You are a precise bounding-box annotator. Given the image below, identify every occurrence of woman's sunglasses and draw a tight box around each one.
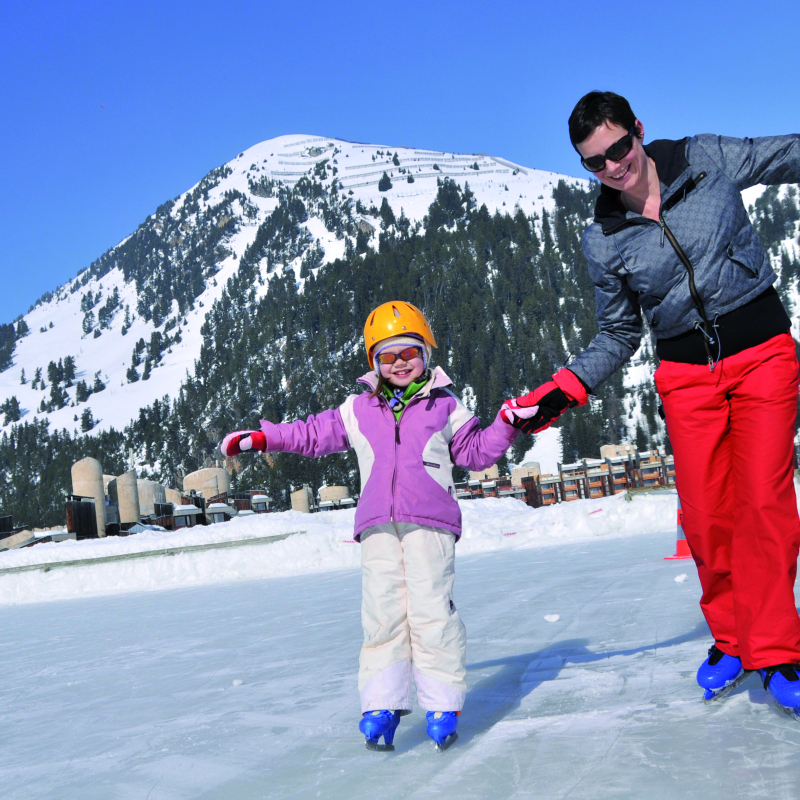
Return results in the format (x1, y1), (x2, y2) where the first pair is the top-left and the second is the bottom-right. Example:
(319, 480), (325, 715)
(376, 346), (423, 365)
(580, 127), (637, 172)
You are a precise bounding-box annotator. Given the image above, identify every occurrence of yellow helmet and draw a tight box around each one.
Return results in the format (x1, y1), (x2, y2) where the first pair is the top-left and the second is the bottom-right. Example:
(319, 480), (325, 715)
(364, 301), (438, 368)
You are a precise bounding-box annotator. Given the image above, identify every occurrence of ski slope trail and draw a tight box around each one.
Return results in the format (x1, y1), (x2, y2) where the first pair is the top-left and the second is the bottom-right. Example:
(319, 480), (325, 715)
(2, 530), (799, 799)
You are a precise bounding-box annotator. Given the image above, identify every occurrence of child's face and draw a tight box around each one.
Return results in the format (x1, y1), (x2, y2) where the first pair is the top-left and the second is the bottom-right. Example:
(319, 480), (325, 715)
(377, 345), (425, 387)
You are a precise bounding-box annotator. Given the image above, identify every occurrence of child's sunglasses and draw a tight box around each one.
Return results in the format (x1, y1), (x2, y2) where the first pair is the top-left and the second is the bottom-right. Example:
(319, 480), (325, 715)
(580, 127), (637, 172)
(376, 346), (424, 365)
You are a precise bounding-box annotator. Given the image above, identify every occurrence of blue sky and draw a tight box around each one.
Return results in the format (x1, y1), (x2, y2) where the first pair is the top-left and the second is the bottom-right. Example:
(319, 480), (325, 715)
(1, 0), (798, 323)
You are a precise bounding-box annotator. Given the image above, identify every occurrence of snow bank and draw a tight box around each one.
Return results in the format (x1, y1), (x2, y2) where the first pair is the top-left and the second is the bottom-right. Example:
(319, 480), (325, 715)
(0, 492), (677, 606)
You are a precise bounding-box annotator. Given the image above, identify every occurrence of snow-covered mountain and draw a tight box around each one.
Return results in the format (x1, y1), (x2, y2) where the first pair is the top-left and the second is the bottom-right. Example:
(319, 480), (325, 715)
(0, 135), (586, 437)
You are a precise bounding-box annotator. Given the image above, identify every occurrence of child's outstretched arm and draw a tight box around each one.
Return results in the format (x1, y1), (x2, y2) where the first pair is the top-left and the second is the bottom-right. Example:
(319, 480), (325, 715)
(220, 408), (351, 459)
(449, 406), (519, 473)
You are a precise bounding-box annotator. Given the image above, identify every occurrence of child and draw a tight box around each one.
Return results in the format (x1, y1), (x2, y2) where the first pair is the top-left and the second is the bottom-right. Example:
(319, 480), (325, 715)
(220, 301), (521, 751)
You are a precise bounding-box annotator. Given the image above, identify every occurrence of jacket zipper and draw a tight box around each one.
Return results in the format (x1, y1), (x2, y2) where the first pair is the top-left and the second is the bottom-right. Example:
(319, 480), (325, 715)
(391, 415), (399, 521)
(384, 391), (422, 522)
(656, 176), (717, 369)
(658, 216), (711, 329)
(659, 215), (716, 368)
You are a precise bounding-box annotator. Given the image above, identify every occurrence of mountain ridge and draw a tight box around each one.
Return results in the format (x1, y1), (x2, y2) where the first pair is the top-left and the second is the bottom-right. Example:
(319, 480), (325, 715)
(0, 134), (585, 438)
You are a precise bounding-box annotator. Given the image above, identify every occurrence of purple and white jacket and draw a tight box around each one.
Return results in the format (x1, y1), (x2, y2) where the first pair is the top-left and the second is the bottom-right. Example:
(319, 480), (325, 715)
(259, 367), (518, 540)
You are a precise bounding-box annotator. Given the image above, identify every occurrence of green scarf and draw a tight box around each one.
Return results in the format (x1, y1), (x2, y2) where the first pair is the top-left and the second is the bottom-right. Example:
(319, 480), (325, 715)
(381, 373), (430, 421)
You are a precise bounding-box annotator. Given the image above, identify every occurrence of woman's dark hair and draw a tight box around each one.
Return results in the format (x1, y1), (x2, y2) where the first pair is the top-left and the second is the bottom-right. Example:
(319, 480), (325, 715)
(568, 91), (639, 150)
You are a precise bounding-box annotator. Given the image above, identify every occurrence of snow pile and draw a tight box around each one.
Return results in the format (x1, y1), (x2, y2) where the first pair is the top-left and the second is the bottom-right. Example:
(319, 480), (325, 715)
(0, 492), (677, 606)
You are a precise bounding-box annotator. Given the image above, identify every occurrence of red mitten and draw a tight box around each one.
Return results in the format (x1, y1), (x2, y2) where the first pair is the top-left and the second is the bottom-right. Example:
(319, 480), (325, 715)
(220, 430), (267, 457)
(500, 369), (589, 435)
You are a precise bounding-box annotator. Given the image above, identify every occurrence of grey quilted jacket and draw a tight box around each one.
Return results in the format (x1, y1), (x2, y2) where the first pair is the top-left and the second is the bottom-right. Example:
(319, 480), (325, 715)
(568, 133), (800, 391)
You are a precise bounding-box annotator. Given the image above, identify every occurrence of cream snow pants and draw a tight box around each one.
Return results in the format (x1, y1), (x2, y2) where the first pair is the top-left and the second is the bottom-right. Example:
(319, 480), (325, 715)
(358, 523), (467, 713)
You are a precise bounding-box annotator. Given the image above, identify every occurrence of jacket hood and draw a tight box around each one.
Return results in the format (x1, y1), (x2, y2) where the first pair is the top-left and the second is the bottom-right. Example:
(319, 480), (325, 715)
(593, 137), (690, 233)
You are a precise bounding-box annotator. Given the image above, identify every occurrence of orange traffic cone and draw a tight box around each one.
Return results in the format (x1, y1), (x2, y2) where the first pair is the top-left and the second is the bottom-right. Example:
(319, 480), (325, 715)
(665, 495), (692, 559)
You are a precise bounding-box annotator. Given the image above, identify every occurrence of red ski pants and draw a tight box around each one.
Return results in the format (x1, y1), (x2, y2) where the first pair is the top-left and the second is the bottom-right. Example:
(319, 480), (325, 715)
(655, 333), (800, 669)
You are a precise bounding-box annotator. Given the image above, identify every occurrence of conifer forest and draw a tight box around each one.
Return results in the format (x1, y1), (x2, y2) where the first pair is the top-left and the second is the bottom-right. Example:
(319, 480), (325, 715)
(1, 177), (798, 528)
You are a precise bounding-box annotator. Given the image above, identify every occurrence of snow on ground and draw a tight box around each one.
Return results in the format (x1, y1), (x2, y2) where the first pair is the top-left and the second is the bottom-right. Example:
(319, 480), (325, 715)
(0, 493), (675, 606)
(2, 493), (799, 799)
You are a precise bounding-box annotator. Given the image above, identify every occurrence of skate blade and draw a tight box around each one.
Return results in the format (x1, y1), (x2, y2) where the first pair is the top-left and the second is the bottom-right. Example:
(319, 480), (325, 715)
(702, 669), (754, 704)
(433, 733), (458, 753)
(772, 700), (800, 722)
(365, 739), (395, 752)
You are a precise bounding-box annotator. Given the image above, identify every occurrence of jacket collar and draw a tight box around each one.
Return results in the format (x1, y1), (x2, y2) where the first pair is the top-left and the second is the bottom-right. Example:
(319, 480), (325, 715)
(593, 137), (690, 234)
(357, 366), (453, 397)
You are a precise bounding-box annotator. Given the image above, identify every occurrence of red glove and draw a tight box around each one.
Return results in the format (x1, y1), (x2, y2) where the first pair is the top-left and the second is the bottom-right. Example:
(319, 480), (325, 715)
(220, 430), (267, 457)
(500, 369), (589, 435)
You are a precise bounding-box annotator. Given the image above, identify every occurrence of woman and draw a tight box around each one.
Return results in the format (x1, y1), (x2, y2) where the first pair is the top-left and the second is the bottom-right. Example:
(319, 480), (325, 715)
(501, 91), (800, 713)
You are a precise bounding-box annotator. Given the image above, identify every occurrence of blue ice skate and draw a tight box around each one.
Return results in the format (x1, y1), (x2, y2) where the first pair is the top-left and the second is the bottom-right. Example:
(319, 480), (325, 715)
(758, 664), (800, 720)
(697, 645), (751, 702)
(359, 710), (401, 751)
(426, 711), (459, 752)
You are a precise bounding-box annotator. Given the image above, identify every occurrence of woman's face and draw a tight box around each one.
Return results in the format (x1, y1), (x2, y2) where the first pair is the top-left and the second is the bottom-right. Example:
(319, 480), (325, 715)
(377, 344), (425, 387)
(576, 120), (647, 194)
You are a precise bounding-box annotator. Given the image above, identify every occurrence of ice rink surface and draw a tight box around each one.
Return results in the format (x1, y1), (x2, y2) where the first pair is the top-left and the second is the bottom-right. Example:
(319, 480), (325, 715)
(2, 530), (799, 799)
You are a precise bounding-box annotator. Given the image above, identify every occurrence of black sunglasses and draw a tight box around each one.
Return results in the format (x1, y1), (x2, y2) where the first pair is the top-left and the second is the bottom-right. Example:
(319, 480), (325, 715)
(580, 127), (637, 173)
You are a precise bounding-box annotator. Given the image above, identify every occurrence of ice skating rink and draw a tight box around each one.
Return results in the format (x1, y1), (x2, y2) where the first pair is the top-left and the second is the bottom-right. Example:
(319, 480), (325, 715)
(1, 524), (799, 799)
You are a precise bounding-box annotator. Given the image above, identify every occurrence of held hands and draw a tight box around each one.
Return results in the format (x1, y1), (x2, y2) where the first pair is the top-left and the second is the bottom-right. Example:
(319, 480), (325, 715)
(220, 430), (268, 458)
(500, 369), (589, 435)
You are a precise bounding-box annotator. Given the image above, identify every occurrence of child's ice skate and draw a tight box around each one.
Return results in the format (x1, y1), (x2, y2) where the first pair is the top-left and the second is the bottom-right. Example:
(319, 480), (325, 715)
(359, 710), (401, 751)
(426, 711), (459, 752)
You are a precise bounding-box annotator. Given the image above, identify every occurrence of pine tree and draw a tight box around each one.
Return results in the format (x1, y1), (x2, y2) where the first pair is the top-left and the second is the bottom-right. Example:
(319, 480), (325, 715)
(49, 382), (68, 410)
(635, 422), (649, 452)
(378, 172), (392, 192)
(80, 407), (95, 432)
(20, 368), (26, 385)
(1, 396), (21, 425)
(46, 361), (59, 386)
(63, 356), (76, 386)
(379, 198), (396, 229)
(92, 372), (105, 393)
(75, 380), (90, 402)
(0, 324), (18, 372)
(147, 332), (163, 365)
